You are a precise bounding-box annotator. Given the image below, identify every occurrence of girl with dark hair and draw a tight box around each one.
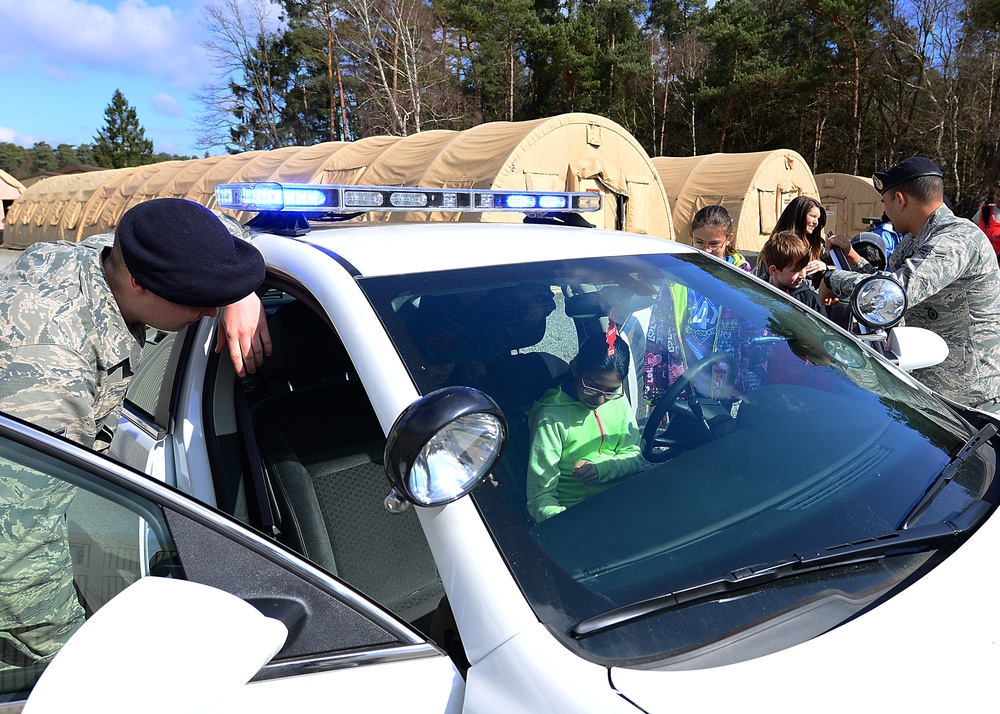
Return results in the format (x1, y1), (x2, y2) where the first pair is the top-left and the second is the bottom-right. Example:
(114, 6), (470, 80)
(756, 196), (828, 280)
(526, 332), (643, 523)
(690, 205), (752, 272)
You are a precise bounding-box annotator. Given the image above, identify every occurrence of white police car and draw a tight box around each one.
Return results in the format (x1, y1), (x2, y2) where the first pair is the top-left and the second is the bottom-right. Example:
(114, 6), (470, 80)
(6, 183), (999, 712)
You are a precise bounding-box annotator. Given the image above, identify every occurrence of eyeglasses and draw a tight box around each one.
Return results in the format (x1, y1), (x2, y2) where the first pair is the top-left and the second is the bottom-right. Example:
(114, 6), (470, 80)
(580, 376), (624, 400)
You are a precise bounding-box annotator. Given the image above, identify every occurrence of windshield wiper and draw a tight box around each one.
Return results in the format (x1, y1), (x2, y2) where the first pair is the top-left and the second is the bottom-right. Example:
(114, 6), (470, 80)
(572, 498), (991, 639)
(899, 423), (997, 529)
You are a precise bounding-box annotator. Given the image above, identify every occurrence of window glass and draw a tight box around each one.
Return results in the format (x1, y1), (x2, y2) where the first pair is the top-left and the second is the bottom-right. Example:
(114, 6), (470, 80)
(360, 253), (994, 666)
(124, 329), (181, 427)
(0, 433), (178, 702)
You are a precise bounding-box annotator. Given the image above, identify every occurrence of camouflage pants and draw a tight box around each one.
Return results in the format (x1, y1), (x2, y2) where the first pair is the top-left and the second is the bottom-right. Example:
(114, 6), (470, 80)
(0, 460), (84, 670)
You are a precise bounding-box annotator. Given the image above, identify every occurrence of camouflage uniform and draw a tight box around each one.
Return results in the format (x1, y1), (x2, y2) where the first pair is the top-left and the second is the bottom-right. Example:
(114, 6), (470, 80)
(0, 234), (144, 669)
(829, 204), (1000, 407)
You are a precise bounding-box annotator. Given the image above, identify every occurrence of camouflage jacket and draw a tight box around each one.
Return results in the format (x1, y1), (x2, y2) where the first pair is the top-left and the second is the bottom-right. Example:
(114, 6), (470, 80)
(830, 204), (1000, 407)
(0, 234), (145, 451)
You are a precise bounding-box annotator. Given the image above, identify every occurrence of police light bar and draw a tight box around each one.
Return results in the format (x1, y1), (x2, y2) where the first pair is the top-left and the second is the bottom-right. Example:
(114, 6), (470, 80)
(215, 182), (602, 214)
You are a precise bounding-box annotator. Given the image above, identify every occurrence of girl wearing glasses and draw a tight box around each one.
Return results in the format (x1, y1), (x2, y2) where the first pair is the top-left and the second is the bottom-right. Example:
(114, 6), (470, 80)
(526, 333), (643, 523)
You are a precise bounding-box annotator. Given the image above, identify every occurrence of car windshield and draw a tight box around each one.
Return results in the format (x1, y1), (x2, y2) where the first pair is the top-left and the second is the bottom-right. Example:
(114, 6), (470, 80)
(360, 252), (995, 667)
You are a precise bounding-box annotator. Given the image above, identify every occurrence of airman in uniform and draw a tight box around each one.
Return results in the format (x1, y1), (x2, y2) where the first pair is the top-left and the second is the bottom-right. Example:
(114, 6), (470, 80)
(819, 157), (1000, 411)
(0, 198), (268, 669)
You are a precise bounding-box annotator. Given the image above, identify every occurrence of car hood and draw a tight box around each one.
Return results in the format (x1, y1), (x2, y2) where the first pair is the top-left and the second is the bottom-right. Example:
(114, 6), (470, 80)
(610, 498), (1000, 712)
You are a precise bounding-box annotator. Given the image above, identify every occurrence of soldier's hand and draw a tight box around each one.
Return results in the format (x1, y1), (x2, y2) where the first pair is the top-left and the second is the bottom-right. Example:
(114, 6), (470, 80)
(217, 293), (272, 377)
(819, 280), (838, 307)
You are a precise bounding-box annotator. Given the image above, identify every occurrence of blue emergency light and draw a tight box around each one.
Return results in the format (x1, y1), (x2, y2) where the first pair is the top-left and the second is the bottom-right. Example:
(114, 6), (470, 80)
(215, 182), (602, 214)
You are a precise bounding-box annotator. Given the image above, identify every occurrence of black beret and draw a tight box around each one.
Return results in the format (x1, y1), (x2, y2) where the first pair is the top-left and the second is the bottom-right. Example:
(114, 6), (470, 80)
(116, 198), (265, 307)
(872, 157), (943, 195)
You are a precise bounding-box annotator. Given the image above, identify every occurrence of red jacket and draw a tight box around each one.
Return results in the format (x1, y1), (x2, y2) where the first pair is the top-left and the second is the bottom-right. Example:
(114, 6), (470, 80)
(978, 204), (1000, 255)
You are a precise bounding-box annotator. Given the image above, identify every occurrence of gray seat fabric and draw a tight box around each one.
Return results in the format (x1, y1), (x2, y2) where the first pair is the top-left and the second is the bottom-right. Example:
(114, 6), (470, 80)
(473, 351), (569, 526)
(250, 301), (444, 625)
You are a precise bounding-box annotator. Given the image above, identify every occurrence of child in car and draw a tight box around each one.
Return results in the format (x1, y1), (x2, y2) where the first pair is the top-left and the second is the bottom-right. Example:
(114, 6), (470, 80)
(526, 332), (643, 523)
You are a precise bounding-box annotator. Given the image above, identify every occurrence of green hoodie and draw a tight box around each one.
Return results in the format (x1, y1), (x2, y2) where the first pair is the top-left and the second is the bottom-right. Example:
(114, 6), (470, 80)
(526, 383), (643, 523)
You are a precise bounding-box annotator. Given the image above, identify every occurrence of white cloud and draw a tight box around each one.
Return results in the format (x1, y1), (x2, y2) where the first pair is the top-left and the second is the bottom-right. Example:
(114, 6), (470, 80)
(150, 93), (184, 118)
(0, 0), (212, 90)
(0, 126), (41, 148)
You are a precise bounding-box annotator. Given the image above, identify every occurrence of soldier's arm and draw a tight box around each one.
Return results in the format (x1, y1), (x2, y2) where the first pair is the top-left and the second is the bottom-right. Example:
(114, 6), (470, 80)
(0, 344), (97, 449)
(890, 230), (977, 307)
(828, 261), (876, 298)
(216, 292), (272, 377)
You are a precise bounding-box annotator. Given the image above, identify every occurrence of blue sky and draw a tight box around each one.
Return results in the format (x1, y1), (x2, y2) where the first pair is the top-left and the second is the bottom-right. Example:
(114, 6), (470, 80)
(0, 0), (233, 157)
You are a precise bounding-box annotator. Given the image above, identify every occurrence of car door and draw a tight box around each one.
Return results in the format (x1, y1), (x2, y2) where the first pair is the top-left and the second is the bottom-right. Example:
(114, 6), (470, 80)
(0, 412), (463, 713)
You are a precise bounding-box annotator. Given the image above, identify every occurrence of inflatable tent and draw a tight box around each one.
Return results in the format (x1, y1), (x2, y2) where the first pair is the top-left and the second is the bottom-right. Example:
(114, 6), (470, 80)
(1, 169), (26, 236)
(3, 169), (136, 248)
(814, 173), (882, 238)
(3, 113), (673, 248)
(652, 149), (818, 252)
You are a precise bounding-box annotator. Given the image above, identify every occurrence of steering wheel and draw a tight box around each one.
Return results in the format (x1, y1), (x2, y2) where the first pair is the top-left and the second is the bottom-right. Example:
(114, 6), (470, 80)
(642, 351), (736, 463)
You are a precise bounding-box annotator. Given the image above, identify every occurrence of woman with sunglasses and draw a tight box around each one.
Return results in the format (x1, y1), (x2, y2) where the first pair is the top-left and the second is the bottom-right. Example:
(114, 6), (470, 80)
(526, 332), (643, 523)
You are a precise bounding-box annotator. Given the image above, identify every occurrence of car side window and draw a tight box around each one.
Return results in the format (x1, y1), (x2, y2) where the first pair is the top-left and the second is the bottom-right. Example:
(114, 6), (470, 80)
(0, 428), (177, 703)
(123, 328), (186, 429)
(1, 415), (441, 706)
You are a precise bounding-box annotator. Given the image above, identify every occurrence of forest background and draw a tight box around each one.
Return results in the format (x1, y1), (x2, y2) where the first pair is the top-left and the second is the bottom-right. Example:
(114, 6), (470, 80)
(3, 0), (1000, 216)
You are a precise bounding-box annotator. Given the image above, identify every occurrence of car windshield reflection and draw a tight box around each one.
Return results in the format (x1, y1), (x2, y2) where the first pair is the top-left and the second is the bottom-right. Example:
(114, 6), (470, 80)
(360, 252), (994, 666)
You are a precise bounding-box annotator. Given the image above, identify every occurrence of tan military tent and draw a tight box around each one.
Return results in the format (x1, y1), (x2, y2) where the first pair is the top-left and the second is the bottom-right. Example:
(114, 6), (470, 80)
(0, 169), (23, 201)
(815, 173), (883, 238)
(652, 149), (818, 252)
(3, 170), (136, 248)
(3, 113), (673, 248)
(226, 114), (673, 235)
(1, 169), (26, 235)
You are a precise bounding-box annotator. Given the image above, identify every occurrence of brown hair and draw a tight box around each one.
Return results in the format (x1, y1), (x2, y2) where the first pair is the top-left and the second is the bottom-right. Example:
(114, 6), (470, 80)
(772, 196), (825, 261)
(691, 205), (737, 257)
(758, 230), (810, 273)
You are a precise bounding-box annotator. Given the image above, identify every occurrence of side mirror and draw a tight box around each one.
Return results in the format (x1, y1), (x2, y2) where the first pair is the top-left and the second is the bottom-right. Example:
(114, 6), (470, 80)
(886, 326), (949, 371)
(851, 274), (907, 330)
(24, 577), (288, 714)
(384, 386), (506, 511)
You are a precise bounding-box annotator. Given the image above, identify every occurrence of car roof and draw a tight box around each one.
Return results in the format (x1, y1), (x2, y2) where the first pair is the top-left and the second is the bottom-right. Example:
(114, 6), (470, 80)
(259, 221), (693, 278)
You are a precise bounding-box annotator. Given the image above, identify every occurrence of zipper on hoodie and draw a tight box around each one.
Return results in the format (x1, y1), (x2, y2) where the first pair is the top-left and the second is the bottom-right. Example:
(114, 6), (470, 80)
(593, 410), (606, 455)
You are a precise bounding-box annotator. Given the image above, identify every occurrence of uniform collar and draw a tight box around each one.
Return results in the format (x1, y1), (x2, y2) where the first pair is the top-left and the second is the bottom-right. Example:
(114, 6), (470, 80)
(80, 245), (145, 365)
(910, 203), (952, 245)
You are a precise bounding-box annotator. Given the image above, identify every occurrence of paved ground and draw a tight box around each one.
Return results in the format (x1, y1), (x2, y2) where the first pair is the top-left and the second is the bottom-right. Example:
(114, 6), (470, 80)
(1, 246), (19, 269)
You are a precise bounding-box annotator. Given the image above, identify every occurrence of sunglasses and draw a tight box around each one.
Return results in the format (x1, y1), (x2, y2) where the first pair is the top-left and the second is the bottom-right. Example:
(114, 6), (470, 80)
(580, 376), (624, 400)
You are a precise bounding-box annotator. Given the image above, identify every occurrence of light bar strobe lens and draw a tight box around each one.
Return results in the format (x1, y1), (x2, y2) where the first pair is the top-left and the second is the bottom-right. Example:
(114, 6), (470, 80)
(214, 182), (600, 214)
(215, 183), (335, 211)
(504, 194), (537, 209)
(282, 188), (328, 207)
(408, 413), (503, 506)
(538, 195), (569, 209)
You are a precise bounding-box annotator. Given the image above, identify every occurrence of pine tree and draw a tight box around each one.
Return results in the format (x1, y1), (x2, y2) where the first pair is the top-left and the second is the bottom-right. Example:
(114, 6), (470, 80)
(92, 90), (154, 168)
(30, 142), (58, 173)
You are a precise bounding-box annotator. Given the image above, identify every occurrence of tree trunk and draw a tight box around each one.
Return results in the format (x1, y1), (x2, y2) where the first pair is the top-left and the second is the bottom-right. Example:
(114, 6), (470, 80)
(813, 113), (826, 172)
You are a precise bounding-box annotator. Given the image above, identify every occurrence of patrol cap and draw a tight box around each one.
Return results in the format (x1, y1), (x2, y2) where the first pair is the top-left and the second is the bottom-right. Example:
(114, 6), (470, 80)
(872, 157), (943, 195)
(116, 198), (265, 307)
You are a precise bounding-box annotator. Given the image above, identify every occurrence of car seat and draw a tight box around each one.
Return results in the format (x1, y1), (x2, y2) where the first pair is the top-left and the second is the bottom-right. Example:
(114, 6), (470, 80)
(246, 300), (444, 628)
